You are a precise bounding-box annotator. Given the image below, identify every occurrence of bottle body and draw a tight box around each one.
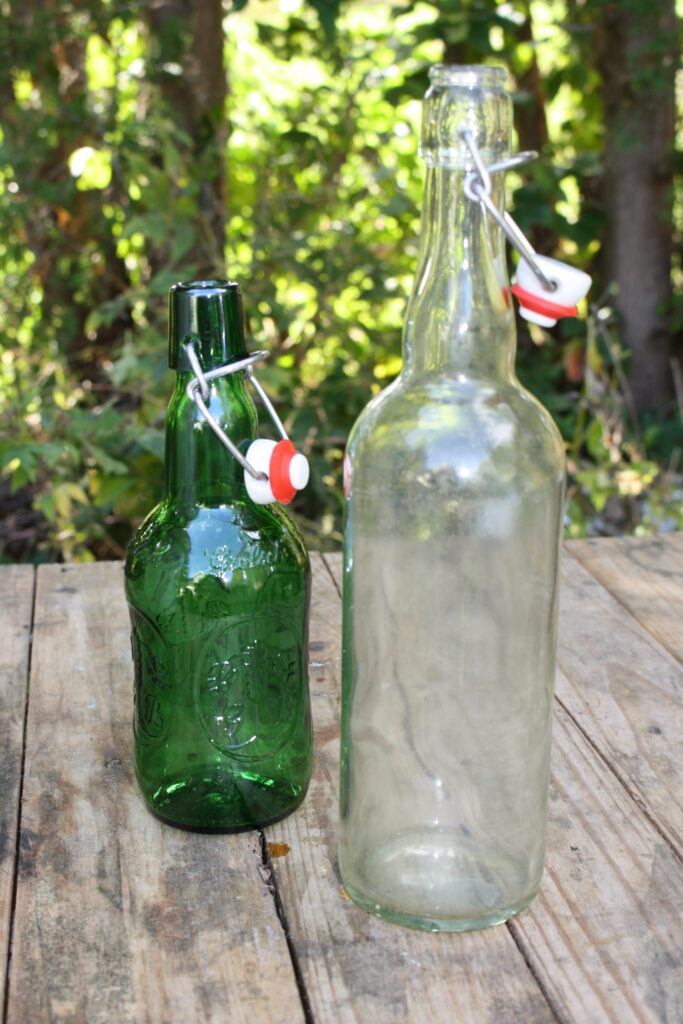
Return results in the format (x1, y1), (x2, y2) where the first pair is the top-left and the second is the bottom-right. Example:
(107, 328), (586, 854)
(339, 68), (565, 930)
(340, 377), (564, 929)
(125, 282), (312, 830)
(126, 498), (312, 831)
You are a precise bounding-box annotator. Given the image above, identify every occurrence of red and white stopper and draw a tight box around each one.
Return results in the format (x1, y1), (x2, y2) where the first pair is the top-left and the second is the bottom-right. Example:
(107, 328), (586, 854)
(245, 438), (310, 505)
(512, 254), (591, 327)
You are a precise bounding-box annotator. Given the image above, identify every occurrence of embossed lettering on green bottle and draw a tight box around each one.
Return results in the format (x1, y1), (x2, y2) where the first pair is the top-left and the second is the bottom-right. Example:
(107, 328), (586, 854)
(125, 281), (312, 830)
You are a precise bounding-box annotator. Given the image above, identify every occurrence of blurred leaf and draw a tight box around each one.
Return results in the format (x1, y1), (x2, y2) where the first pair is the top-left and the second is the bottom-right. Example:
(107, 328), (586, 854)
(86, 443), (129, 476)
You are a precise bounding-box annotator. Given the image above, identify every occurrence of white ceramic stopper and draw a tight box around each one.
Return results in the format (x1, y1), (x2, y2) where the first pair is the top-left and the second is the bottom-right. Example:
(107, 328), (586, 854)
(245, 439), (277, 504)
(515, 254), (591, 327)
(244, 438), (310, 505)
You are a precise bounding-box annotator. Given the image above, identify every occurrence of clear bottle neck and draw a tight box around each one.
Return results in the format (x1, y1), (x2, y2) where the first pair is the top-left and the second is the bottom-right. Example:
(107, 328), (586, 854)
(402, 65), (515, 383)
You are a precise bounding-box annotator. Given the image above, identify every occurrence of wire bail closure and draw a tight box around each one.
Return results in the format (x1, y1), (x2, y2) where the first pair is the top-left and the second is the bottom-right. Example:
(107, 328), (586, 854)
(184, 342), (288, 481)
(462, 131), (592, 324)
(461, 130), (557, 293)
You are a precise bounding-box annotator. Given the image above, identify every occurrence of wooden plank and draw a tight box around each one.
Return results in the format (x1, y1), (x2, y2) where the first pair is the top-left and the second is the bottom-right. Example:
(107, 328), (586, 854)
(567, 534), (683, 665)
(556, 552), (682, 852)
(264, 552), (559, 1024)
(0, 565), (34, 1014)
(511, 698), (683, 1024)
(7, 562), (304, 1024)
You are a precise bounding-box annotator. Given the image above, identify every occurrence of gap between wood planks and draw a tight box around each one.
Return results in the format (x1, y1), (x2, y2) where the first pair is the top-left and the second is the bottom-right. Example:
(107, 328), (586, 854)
(553, 691), (682, 866)
(2, 568), (36, 1024)
(320, 551), (342, 599)
(561, 545), (683, 863)
(255, 550), (339, 1024)
(258, 831), (315, 1024)
(505, 922), (568, 1024)
(566, 537), (683, 670)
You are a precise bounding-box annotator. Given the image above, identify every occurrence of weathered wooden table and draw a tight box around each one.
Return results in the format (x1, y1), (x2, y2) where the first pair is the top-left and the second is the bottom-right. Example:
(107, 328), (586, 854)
(1, 536), (682, 1023)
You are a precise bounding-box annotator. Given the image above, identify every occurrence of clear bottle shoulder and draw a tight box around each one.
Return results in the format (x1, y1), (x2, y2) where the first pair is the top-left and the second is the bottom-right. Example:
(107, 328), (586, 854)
(346, 373), (565, 496)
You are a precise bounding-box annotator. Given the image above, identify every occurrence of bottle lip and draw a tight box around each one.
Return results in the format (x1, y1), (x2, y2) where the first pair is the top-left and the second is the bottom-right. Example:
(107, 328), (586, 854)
(421, 64), (511, 169)
(171, 279), (240, 294)
(428, 65), (508, 88)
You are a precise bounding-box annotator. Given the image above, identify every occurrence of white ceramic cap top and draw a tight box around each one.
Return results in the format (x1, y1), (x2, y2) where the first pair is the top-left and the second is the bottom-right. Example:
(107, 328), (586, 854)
(289, 453), (310, 491)
(513, 254), (591, 327)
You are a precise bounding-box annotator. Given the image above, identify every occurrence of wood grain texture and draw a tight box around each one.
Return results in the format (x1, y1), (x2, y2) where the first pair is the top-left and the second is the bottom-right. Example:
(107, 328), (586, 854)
(7, 562), (304, 1024)
(0, 565), (34, 1014)
(264, 552), (558, 1024)
(512, 700), (683, 1024)
(305, 550), (683, 1023)
(567, 534), (683, 665)
(4, 536), (682, 1024)
(557, 553), (682, 852)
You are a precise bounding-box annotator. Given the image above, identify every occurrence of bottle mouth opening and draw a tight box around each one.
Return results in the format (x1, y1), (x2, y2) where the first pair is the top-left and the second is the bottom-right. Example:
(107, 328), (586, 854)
(428, 65), (508, 88)
(172, 279), (239, 293)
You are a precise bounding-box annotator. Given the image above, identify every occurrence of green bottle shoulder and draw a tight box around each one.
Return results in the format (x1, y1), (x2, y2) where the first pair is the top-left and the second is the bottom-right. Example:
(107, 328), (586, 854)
(125, 499), (309, 587)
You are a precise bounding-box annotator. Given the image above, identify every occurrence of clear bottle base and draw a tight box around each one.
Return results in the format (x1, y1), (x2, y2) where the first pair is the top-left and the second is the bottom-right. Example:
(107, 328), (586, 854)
(139, 763), (309, 832)
(343, 881), (536, 932)
(340, 826), (540, 932)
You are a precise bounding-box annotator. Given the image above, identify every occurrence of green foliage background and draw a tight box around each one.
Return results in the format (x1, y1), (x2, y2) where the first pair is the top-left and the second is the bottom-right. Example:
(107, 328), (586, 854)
(1, 0), (682, 561)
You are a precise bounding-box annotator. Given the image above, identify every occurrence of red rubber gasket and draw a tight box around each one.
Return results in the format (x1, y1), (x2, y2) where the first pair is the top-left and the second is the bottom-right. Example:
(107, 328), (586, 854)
(269, 439), (297, 504)
(511, 284), (578, 320)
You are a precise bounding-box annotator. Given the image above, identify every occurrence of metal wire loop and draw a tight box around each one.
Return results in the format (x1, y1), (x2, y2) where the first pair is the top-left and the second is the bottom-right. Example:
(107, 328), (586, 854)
(462, 129), (492, 198)
(183, 342), (289, 480)
(184, 341), (210, 400)
(460, 130), (557, 293)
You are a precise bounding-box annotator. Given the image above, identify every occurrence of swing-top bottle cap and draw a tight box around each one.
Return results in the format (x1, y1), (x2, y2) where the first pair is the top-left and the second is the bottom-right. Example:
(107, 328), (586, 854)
(245, 439), (310, 505)
(512, 256), (591, 327)
(169, 280), (247, 371)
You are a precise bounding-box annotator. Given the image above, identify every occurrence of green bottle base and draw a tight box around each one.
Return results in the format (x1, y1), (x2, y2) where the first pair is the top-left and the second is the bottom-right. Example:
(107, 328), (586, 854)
(138, 764), (309, 832)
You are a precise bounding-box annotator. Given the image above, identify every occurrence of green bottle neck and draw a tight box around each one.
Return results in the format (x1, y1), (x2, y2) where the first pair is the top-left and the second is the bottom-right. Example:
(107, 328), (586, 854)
(169, 280), (247, 372)
(401, 164), (515, 382)
(164, 371), (258, 508)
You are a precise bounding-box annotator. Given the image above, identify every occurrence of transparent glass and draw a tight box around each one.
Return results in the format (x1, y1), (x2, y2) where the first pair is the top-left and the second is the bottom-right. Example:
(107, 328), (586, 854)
(125, 282), (312, 831)
(338, 67), (565, 930)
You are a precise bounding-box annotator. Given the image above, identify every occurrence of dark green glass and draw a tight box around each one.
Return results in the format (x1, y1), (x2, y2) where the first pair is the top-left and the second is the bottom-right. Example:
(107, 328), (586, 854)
(125, 280), (312, 831)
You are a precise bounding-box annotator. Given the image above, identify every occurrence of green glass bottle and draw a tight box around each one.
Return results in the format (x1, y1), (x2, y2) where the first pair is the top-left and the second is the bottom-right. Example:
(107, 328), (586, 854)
(125, 280), (312, 831)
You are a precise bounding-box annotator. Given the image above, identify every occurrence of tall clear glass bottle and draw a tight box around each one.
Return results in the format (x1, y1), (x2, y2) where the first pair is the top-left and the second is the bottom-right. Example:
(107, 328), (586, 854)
(339, 67), (565, 931)
(125, 281), (312, 831)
